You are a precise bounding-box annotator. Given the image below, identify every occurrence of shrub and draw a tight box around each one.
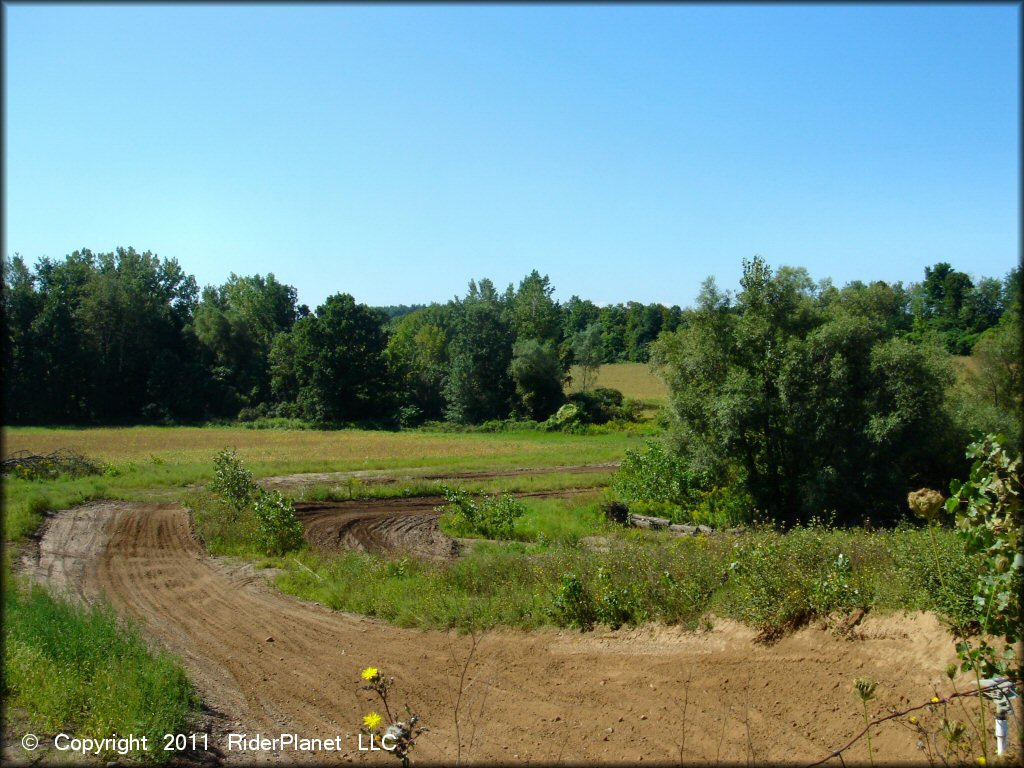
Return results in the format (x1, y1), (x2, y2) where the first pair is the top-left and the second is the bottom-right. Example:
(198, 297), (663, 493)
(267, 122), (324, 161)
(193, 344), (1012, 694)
(594, 565), (647, 629)
(208, 448), (256, 518)
(550, 572), (596, 630)
(722, 524), (872, 636)
(436, 485), (525, 540)
(253, 489), (305, 556)
(206, 449), (304, 556)
(611, 440), (693, 508)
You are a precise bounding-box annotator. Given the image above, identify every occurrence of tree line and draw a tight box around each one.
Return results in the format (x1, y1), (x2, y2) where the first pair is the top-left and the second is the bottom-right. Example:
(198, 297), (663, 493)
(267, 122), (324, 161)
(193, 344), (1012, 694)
(2, 248), (1018, 444)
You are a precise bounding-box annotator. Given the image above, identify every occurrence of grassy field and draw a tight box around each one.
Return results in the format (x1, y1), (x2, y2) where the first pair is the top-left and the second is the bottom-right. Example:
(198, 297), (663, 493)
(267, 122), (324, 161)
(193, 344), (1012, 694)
(566, 362), (669, 403)
(1, 426), (639, 542)
(3, 425), (637, 472)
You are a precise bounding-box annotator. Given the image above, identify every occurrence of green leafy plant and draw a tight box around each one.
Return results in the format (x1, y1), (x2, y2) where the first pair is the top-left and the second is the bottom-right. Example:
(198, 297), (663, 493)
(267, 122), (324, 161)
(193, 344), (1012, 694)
(207, 449), (304, 556)
(208, 448), (256, 519)
(253, 489), (304, 556)
(436, 485), (525, 540)
(594, 565), (647, 630)
(550, 572), (596, 631)
(946, 435), (1022, 679)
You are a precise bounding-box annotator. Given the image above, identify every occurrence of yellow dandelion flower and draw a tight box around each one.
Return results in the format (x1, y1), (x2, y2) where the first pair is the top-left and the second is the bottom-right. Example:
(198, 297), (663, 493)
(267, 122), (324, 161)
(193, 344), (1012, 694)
(909, 716), (918, 725)
(363, 712), (383, 731)
(931, 696), (940, 703)
(361, 666), (380, 681)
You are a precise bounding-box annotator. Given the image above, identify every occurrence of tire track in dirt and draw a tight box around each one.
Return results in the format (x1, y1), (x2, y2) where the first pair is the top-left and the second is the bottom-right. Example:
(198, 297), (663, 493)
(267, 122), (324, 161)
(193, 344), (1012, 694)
(295, 489), (595, 561)
(20, 501), (986, 765)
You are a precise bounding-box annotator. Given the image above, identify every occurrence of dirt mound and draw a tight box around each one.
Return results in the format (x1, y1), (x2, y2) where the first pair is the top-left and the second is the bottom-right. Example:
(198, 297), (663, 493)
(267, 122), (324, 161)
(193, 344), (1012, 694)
(10, 501), (1008, 765)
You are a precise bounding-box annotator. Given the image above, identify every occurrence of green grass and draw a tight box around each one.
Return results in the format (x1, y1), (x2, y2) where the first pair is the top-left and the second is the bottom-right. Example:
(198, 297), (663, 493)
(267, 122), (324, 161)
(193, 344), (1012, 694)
(3, 579), (197, 762)
(3, 426), (637, 543)
(567, 362), (669, 404)
(3, 425), (640, 478)
(273, 517), (983, 635)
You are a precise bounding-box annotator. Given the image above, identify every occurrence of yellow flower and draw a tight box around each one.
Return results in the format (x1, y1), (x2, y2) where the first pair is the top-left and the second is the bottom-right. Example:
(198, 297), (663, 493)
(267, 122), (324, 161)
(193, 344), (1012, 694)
(909, 716), (918, 725)
(361, 666), (380, 682)
(363, 712), (383, 731)
(931, 696), (940, 703)
(976, 758), (986, 766)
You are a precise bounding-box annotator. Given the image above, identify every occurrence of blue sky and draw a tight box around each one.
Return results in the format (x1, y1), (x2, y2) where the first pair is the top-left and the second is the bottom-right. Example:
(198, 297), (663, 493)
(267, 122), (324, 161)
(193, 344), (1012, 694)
(4, 3), (1019, 310)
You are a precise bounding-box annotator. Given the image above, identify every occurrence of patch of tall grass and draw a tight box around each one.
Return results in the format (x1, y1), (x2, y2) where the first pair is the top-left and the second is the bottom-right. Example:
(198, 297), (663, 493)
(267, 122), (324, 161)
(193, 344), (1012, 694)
(3, 580), (196, 761)
(275, 522), (982, 636)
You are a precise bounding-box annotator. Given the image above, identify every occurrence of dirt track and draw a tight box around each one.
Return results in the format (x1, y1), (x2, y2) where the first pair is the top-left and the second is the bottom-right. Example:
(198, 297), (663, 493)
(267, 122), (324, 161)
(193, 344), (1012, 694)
(296, 498), (459, 561)
(295, 489), (593, 561)
(261, 462), (619, 493)
(13, 499), (1000, 765)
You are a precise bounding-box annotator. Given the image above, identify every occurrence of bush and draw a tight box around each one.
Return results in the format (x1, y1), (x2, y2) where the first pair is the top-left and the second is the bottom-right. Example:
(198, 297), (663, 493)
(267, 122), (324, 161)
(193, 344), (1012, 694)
(561, 387), (636, 425)
(550, 572), (596, 630)
(594, 565), (647, 629)
(612, 440), (694, 507)
(253, 489), (305, 556)
(436, 485), (525, 539)
(208, 448), (255, 517)
(206, 449), (304, 556)
(721, 524), (872, 636)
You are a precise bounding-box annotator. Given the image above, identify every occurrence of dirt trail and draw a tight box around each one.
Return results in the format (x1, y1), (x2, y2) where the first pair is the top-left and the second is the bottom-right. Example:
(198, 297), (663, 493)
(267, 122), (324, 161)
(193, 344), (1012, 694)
(295, 489), (594, 561)
(261, 462), (619, 493)
(13, 500), (997, 765)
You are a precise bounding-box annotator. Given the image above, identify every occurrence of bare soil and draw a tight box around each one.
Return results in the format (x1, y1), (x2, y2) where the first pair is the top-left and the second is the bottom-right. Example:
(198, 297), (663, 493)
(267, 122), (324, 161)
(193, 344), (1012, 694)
(11, 500), (1016, 765)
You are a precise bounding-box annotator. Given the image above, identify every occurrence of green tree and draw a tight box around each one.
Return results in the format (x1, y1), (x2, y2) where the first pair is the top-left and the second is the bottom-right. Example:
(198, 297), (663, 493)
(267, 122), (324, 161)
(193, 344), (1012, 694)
(288, 294), (392, 424)
(445, 293), (514, 424)
(511, 338), (564, 420)
(653, 257), (962, 525)
(2, 255), (44, 422)
(509, 270), (561, 344)
(386, 304), (454, 423)
(193, 273), (298, 413)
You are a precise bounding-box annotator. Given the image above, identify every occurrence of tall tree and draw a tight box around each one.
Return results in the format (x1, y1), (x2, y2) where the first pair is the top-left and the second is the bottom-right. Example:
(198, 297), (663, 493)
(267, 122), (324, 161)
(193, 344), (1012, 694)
(510, 270), (561, 344)
(571, 322), (603, 392)
(386, 304), (454, 423)
(286, 293), (392, 424)
(193, 273), (299, 413)
(511, 338), (564, 420)
(445, 292), (514, 424)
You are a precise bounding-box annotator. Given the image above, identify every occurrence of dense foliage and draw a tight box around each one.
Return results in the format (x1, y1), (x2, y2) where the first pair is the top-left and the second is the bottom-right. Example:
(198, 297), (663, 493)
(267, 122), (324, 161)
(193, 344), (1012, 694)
(647, 257), (1019, 526)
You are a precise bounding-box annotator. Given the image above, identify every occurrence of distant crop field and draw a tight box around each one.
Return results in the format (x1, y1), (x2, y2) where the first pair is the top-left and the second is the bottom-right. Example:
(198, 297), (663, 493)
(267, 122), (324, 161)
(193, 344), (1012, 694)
(567, 362), (669, 403)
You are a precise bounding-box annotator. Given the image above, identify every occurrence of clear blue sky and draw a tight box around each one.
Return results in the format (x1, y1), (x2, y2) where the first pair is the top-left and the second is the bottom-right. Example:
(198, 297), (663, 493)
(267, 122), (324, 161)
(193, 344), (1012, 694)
(4, 3), (1019, 310)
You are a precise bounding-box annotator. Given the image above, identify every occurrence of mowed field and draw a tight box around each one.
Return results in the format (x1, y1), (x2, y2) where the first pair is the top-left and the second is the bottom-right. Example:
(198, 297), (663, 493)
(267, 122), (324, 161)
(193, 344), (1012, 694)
(567, 362), (669, 402)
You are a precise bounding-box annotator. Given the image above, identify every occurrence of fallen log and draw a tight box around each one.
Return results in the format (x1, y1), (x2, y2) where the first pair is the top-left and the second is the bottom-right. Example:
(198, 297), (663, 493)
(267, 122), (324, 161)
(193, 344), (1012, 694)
(626, 513), (715, 536)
